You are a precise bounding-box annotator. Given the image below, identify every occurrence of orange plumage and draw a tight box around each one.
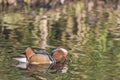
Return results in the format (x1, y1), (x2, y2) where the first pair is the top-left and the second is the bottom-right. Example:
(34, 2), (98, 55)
(26, 47), (51, 64)
(25, 47), (68, 64)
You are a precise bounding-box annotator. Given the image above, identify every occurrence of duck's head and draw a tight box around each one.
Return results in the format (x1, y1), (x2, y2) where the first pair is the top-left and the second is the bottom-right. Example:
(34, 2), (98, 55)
(52, 47), (68, 62)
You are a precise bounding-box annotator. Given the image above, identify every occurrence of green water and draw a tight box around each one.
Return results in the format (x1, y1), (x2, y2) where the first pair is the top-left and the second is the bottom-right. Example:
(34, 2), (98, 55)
(1, 29), (120, 80)
(1, 1), (120, 80)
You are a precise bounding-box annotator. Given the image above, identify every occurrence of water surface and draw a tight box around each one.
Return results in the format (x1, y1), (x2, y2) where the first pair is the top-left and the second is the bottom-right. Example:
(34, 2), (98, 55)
(0, 0), (120, 80)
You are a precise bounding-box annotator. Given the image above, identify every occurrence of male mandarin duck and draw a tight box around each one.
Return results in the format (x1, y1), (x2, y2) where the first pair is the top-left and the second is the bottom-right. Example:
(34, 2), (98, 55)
(13, 47), (68, 64)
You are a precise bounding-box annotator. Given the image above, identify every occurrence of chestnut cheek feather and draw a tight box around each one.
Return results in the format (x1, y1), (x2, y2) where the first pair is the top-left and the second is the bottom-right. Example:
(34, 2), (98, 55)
(63, 55), (67, 60)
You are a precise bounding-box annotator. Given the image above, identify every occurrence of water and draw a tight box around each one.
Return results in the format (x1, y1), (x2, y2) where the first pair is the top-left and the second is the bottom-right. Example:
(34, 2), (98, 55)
(1, 1), (120, 80)
(1, 21), (120, 80)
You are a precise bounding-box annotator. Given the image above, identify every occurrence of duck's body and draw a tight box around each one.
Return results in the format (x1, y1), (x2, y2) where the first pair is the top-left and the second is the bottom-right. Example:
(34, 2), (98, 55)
(26, 48), (53, 64)
(13, 47), (68, 64)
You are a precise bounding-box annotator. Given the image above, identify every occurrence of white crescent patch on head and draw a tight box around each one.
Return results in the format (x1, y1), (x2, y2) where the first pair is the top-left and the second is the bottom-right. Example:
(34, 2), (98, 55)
(52, 48), (68, 55)
(59, 48), (68, 55)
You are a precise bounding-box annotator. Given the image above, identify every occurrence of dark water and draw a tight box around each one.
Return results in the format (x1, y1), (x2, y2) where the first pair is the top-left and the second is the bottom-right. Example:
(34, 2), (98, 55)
(1, 1), (120, 80)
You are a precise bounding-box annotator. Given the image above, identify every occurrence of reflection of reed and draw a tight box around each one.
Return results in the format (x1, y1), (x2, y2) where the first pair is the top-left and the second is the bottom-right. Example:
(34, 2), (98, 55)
(0, 23), (4, 35)
(39, 15), (48, 49)
(0, 0), (68, 9)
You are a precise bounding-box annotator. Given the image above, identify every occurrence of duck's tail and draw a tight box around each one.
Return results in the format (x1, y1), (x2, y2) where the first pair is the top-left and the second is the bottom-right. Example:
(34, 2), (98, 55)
(13, 57), (28, 63)
(26, 47), (35, 60)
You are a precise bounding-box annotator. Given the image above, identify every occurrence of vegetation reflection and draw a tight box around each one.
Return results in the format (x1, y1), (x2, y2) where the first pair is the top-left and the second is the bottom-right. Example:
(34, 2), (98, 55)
(0, 0), (120, 80)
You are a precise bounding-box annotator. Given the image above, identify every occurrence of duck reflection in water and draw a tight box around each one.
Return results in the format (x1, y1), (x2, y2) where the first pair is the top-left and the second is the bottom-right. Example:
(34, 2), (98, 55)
(13, 47), (68, 73)
(14, 61), (68, 73)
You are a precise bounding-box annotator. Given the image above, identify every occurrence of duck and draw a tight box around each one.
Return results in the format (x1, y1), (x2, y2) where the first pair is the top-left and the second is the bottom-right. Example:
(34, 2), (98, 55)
(13, 47), (68, 64)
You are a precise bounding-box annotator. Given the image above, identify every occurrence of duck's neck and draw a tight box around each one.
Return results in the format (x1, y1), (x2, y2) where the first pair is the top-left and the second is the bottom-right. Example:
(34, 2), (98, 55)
(48, 55), (56, 63)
